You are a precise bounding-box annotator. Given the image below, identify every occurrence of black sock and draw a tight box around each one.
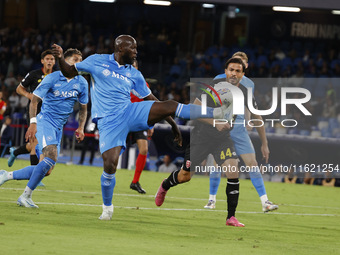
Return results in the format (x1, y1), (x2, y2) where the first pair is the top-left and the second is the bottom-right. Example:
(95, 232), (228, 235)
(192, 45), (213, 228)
(226, 178), (239, 219)
(162, 170), (180, 190)
(14, 145), (29, 156)
(30, 154), (39, 165)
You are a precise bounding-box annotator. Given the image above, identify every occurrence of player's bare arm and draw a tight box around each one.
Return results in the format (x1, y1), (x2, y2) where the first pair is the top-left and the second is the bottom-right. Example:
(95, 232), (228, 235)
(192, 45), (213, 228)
(16, 84), (33, 101)
(75, 104), (87, 143)
(251, 113), (270, 163)
(144, 93), (182, 146)
(51, 44), (78, 78)
(25, 95), (41, 143)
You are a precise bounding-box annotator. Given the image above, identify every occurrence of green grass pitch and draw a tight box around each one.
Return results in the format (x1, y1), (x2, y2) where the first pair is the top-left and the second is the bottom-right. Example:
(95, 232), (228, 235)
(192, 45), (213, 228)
(0, 158), (339, 255)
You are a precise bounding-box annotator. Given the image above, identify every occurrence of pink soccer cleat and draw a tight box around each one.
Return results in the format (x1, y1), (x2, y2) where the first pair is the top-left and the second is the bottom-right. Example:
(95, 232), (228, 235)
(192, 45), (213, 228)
(226, 216), (245, 227)
(155, 180), (168, 207)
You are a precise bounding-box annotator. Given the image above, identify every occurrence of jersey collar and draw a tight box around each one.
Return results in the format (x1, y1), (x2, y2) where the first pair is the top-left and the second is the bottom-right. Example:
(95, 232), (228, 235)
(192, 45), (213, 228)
(110, 53), (131, 69)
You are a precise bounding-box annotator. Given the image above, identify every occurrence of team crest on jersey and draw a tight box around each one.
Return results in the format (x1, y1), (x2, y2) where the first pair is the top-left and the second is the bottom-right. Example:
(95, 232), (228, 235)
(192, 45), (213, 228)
(73, 84), (79, 89)
(126, 72), (131, 78)
(102, 69), (111, 77)
(186, 160), (191, 169)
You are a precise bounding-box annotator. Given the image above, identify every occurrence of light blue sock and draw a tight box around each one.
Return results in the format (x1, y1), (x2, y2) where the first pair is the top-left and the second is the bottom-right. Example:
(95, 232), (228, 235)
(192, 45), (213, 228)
(209, 168), (221, 195)
(27, 157), (55, 191)
(175, 104), (215, 119)
(101, 171), (116, 206)
(249, 166), (266, 197)
(13, 166), (35, 180)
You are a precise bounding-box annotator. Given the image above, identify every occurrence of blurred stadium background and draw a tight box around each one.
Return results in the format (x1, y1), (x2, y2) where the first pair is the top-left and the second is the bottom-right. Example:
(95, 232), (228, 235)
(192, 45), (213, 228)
(0, 0), (340, 186)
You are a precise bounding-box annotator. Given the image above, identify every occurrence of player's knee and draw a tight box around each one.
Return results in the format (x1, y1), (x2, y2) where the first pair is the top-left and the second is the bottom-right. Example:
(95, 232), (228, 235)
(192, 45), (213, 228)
(42, 145), (58, 162)
(178, 170), (191, 183)
(139, 146), (148, 155)
(247, 160), (258, 168)
(163, 100), (179, 115)
(103, 159), (117, 174)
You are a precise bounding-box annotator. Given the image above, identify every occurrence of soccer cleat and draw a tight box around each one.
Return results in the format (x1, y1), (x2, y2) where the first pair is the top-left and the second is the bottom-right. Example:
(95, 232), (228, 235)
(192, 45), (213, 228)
(0, 170), (9, 186)
(262, 200), (279, 213)
(98, 204), (114, 220)
(204, 200), (216, 209)
(130, 182), (146, 194)
(155, 180), (168, 207)
(17, 195), (39, 208)
(226, 216), (245, 227)
(8, 147), (17, 167)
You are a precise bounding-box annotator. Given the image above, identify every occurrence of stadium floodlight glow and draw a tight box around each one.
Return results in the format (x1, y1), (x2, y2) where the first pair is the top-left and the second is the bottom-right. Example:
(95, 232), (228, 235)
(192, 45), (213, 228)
(202, 3), (215, 8)
(89, 0), (115, 2)
(272, 6), (301, 12)
(331, 10), (340, 15)
(144, 0), (171, 6)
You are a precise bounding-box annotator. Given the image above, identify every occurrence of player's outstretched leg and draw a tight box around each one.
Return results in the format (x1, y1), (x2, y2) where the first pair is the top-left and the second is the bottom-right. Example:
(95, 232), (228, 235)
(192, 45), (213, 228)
(0, 170), (9, 186)
(0, 166), (36, 186)
(17, 157), (56, 208)
(148, 100), (232, 125)
(155, 169), (181, 206)
(225, 178), (244, 227)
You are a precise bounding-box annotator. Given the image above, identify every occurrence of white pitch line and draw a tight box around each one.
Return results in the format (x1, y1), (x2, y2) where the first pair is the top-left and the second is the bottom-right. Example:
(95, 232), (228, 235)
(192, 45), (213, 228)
(0, 200), (338, 217)
(1, 187), (340, 210)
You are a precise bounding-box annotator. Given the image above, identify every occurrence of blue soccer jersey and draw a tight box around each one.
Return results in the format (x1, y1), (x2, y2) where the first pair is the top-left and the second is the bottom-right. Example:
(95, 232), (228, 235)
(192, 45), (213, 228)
(33, 71), (89, 128)
(214, 73), (256, 154)
(75, 54), (151, 122)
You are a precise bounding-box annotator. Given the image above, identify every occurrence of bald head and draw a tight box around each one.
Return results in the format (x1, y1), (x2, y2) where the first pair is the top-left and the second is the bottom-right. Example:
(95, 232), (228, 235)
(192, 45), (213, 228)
(114, 35), (137, 65)
(114, 35), (136, 49)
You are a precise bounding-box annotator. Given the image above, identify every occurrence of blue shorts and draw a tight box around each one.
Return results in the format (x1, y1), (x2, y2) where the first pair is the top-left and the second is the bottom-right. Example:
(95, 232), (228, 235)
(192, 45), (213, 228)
(35, 114), (62, 158)
(97, 101), (155, 154)
(230, 129), (255, 155)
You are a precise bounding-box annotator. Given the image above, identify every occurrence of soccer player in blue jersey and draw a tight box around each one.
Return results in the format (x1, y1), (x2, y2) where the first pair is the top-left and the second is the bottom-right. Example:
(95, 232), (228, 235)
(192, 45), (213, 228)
(51, 35), (232, 220)
(204, 52), (278, 212)
(0, 48), (88, 208)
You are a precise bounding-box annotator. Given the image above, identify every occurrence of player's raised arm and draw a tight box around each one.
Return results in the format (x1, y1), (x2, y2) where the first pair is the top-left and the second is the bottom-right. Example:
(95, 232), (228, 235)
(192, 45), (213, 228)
(144, 93), (183, 147)
(51, 44), (78, 78)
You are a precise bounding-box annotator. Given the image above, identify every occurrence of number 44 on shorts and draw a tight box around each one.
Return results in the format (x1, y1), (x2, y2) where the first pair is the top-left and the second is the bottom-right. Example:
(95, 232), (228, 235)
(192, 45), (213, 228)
(220, 148), (232, 160)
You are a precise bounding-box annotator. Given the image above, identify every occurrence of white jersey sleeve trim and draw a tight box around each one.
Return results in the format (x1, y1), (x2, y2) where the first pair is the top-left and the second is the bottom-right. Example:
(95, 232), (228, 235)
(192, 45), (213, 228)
(32, 92), (43, 100)
(131, 89), (151, 99)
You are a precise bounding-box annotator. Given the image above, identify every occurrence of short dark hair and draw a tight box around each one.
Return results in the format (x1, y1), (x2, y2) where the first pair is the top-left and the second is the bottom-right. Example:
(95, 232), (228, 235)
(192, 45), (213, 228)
(224, 57), (246, 72)
(64, 48), (82, 59)
(41, 50), (54, 59)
